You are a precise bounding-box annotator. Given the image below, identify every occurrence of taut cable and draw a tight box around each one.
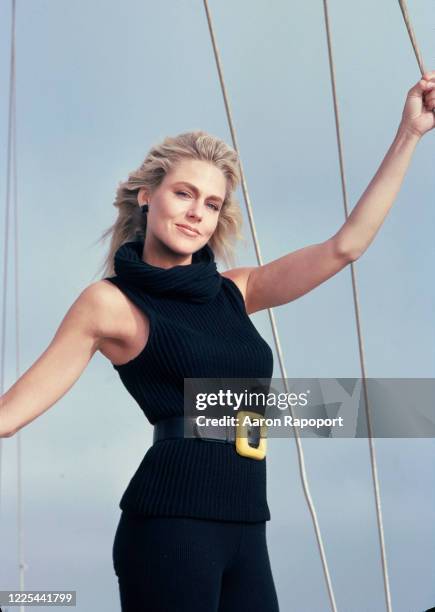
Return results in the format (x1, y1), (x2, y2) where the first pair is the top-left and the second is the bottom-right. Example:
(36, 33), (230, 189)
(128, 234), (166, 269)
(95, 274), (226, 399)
(202, 1), (339, 610)
(322, 2), (393, 610)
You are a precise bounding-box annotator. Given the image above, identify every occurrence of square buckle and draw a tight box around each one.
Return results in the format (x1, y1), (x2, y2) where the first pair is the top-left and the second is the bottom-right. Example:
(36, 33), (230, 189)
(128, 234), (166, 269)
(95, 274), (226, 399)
(235, 410), (267, 460)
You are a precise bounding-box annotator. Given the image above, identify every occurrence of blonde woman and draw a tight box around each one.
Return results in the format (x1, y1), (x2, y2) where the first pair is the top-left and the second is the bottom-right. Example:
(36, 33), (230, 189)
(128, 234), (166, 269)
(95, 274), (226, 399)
(1, 72), (434, 611)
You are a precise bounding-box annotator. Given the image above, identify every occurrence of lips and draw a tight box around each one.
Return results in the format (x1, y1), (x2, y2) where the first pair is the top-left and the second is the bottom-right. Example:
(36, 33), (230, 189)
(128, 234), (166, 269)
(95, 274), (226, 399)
(176, 224), (200, 237)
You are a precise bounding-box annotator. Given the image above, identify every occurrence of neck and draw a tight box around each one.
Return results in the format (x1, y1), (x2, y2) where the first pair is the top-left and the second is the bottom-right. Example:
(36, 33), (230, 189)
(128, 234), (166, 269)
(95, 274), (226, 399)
(142, 234), (193, 268)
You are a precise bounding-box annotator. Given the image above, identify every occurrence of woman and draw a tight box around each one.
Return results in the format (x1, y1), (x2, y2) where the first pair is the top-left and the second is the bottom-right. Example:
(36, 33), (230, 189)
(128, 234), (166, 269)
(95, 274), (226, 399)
(1, 73), (434, 611)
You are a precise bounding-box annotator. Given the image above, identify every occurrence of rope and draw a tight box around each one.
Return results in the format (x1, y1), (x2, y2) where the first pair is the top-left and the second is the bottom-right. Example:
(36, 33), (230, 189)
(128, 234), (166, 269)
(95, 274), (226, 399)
(397, 0), (426, 75)
(0, 0), (15, 508)
(322, 2), (393, 610)
(0, 1), (27, 609)
(0, 3), (14, 501)
(202, 2), (338, 610)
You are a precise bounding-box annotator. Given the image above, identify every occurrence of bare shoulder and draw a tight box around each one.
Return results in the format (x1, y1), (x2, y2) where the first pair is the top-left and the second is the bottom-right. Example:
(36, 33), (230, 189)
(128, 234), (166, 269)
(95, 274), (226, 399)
(76, 279), (131, 343)
(220, 267), (256, 312)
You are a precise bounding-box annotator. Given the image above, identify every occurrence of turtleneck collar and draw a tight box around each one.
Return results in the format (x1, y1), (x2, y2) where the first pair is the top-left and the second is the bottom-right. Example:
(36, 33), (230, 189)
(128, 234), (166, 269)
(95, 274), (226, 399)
(113, 239), (222, 303)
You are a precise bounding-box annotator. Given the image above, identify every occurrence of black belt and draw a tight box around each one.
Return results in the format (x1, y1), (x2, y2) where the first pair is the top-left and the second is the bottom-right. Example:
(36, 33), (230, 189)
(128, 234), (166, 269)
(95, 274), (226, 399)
(152, 413), (268, 460)
(153, 415), (237, 444)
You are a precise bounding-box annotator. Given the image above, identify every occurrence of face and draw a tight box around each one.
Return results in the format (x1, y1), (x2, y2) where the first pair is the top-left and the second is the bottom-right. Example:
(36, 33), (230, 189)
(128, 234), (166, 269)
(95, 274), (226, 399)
(138, 159), (227, 260)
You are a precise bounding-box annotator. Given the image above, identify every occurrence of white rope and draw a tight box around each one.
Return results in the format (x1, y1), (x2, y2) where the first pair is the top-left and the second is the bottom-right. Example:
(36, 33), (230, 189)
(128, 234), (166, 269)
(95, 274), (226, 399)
(202, 1), (339, 609)
(0, 1), (27, 609)
(321, 2), (393, 610)
(397, 0), (426, 75)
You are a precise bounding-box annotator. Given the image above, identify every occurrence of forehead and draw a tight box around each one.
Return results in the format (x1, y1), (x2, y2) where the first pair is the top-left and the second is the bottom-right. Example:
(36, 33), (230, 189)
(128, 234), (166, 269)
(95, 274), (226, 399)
(165, 159), (227, 194)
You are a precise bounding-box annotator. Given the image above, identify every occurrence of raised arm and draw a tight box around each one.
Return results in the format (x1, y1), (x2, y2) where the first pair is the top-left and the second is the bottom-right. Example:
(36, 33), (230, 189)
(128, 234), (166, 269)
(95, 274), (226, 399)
(332, 71), (435, 258)
(223, 72), (435, 315)
(0, 283), (112, 437)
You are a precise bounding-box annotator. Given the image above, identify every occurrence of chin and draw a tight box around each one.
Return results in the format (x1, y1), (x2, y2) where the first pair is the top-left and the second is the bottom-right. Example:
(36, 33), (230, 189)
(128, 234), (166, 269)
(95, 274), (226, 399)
(179, 240), (206, 254)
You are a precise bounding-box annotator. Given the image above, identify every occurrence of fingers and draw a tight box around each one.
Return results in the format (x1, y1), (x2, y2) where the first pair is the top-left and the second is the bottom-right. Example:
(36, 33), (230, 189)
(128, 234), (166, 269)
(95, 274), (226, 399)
(422, 71), (435, 110)
(408, 78), (435, 97)
(405, 70), (435, 96)
(403, 70), (435, 118)
(423, 94), (435, 111)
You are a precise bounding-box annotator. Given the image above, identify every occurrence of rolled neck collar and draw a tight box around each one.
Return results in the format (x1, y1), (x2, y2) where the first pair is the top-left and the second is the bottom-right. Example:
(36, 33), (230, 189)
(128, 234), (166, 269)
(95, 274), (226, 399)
(113, 239), (222, 303)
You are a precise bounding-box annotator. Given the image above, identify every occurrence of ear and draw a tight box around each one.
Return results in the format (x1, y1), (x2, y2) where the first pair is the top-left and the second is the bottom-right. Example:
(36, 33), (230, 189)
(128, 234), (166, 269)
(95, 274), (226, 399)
(137, 187), (149, 205)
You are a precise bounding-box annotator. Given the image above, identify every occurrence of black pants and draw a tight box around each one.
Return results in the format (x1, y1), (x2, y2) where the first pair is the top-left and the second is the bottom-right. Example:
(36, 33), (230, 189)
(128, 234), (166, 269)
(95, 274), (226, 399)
(112, 511), (280, 612)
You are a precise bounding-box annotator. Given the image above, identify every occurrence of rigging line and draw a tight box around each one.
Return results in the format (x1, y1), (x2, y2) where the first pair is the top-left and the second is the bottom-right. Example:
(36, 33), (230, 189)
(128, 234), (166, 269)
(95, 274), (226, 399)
(11, 7), (27, 608)
(397, 0), (426, 76)
(1, 0), (27, 607)
(1, 0), (16, 506)
(322, 1), (393, 611)
(202, 1), (338, 610)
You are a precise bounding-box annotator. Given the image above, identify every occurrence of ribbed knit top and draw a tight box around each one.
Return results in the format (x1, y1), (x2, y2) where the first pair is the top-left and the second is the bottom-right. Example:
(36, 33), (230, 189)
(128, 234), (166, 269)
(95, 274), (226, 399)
(104, 239), (274, 522)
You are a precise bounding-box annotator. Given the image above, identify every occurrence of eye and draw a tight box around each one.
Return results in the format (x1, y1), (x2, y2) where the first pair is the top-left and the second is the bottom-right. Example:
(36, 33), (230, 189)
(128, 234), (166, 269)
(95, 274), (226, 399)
(176, 191), (220, 211)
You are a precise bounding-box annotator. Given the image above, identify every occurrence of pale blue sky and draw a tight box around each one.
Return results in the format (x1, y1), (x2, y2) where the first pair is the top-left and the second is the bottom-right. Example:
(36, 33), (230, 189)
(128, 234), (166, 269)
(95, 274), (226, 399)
(1, 1), (434, 610)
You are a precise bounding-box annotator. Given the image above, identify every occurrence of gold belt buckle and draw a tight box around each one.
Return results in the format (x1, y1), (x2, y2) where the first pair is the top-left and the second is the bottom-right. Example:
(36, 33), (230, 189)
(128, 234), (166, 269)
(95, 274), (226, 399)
(235, 410), (267, 460)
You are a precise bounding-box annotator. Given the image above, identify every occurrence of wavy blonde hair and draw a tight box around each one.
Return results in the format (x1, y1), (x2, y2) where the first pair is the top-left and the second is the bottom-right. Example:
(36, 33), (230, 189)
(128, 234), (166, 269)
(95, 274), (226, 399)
(95, 130), (244, 278)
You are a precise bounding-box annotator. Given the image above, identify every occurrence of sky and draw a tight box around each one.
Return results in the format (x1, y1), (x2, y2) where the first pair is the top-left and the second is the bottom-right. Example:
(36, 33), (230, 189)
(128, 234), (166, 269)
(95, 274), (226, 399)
(0, 0), (434, 611)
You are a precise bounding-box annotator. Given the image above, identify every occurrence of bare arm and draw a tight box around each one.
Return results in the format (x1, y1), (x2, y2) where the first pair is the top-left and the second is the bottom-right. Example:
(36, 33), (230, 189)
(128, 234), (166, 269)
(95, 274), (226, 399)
(223, 239), (349, 315)
(239, 119), (423, 314)
(335, 72), (435, 258)
(334, 125), (419, 259)
(223, 73), (435, 315)
(0, 283), (112, 437)
(232, 120), (419, 314)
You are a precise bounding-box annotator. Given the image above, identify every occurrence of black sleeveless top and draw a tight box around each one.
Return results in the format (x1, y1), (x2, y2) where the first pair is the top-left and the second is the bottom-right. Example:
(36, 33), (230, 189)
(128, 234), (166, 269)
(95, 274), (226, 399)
(104, 239), (274, 522)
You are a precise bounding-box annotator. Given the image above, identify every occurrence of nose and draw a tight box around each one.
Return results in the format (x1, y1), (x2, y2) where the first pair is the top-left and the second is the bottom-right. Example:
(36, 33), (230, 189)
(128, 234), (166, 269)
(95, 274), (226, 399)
(186, 199), (203, 221)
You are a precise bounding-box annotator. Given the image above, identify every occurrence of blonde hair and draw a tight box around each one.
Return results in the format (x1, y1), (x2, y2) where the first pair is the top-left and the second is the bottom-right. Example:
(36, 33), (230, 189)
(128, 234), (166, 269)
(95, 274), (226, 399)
(96, 130), (244, 278)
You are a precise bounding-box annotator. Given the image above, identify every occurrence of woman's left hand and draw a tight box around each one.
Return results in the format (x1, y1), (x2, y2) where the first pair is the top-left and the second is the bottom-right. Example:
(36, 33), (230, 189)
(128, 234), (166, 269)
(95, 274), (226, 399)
(400, 71), (435, 138)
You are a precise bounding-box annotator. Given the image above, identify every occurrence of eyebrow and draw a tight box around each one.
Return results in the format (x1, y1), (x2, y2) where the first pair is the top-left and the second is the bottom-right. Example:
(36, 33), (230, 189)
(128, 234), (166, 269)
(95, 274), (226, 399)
(172, 181), (224, 204)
